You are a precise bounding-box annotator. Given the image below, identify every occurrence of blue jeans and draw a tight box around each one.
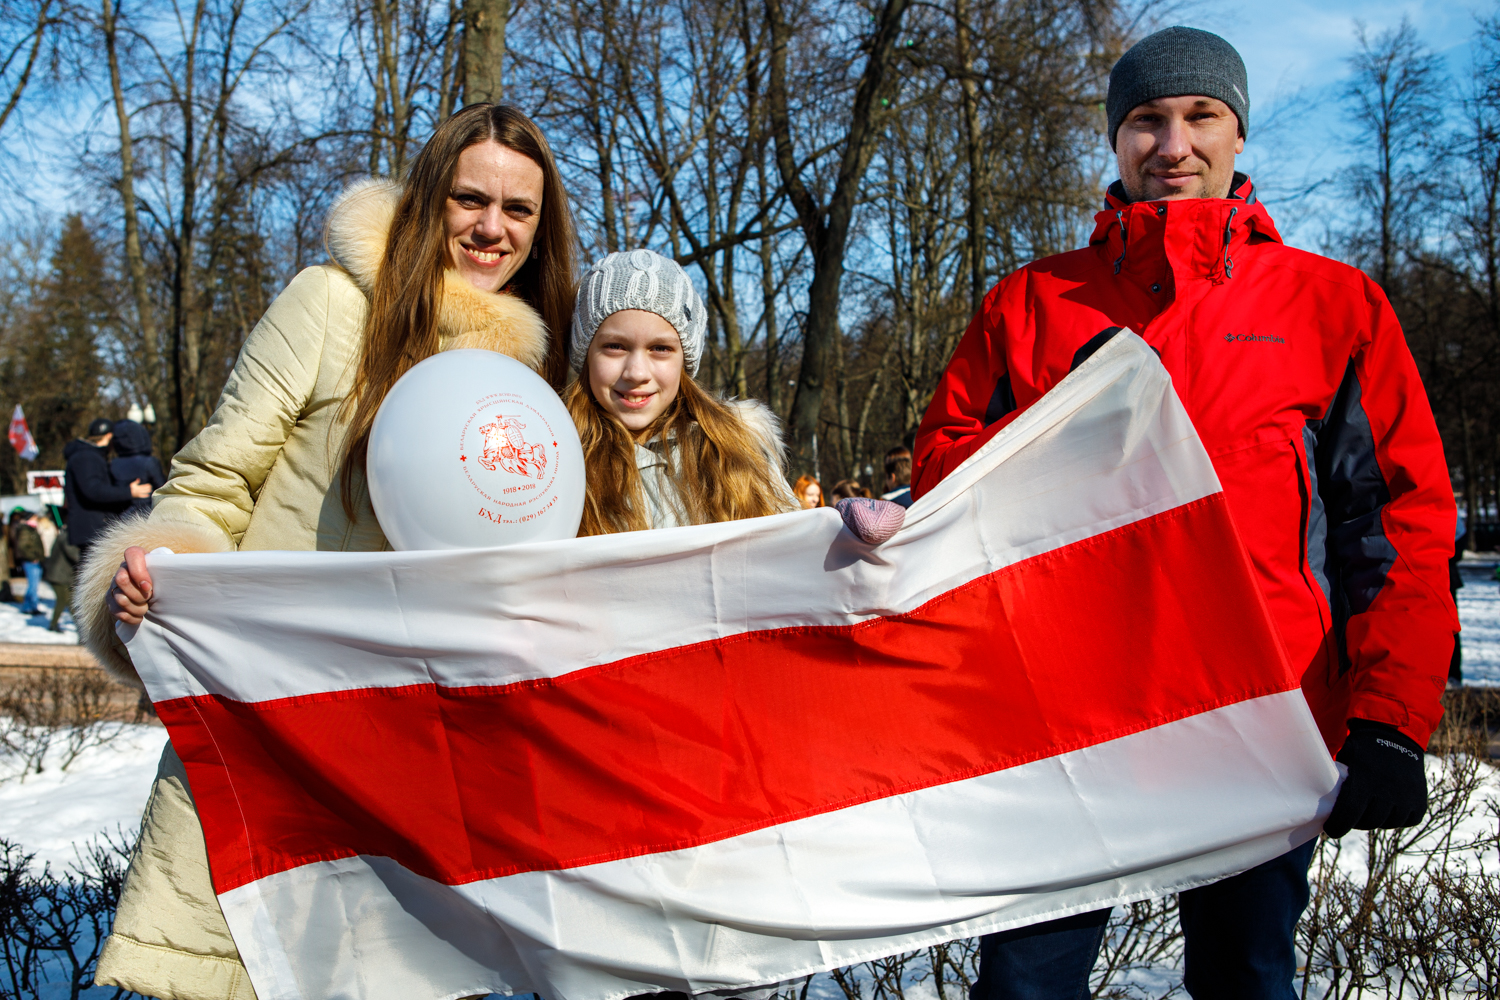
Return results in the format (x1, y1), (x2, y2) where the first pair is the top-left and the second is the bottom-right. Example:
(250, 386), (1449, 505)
(20, 560), (41, 612)
(969, 840), (1318, 1000)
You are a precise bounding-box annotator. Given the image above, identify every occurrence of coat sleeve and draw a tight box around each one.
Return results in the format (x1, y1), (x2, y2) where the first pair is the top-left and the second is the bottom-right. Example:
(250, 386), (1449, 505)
(149, 266), (333, 546)
(912, 282), (1023, 499)
(1313, 283), (1458, 747)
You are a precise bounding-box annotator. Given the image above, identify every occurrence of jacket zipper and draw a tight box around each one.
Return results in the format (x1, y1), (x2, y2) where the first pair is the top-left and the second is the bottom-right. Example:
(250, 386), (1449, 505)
(1221, 207), (1238, 280)
(1112, 210), (1127, 274)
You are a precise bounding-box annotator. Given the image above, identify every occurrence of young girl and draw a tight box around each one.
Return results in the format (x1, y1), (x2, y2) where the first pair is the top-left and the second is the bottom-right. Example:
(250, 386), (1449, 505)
(566, 250), (798, 533)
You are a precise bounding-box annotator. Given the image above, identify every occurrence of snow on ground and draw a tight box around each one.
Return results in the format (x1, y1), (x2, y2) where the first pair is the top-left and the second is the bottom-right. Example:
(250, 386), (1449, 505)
(0, 723), (167, 868)
(1457, 555), (1500, 687)
(0, 579), (80, 644)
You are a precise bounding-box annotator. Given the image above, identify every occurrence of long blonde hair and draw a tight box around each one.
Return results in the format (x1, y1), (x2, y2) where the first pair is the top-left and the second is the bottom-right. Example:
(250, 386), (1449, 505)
(566, 373), (785, 536)
(339, 104), (578, 515)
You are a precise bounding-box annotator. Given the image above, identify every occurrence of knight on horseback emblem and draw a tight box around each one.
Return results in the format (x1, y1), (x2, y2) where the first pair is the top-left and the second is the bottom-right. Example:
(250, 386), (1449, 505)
(477, 414), (548, 480)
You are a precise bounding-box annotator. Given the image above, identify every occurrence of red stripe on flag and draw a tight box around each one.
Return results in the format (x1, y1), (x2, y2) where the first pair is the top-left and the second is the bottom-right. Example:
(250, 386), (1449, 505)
(158, 496), (1295, 893)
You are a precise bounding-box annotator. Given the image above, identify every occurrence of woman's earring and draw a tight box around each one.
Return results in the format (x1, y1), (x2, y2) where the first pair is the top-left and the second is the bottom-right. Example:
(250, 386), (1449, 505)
(531, 245), (538, 261)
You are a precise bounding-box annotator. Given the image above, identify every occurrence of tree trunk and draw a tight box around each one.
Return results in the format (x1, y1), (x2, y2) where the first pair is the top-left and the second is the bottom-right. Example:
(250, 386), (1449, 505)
(955, 0), (984, 315)
(0, 1), (55, 137)
(101, 0), (163, 429)
(464, 0), (510, 103)
(170, 0), (207, 451)
(1460, 391), (1478, 553)
(758, 168), (779, 414)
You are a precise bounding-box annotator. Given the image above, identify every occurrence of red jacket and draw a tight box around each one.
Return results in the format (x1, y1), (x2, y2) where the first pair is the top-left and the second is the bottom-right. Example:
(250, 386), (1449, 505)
(913, 176), (1458, 753)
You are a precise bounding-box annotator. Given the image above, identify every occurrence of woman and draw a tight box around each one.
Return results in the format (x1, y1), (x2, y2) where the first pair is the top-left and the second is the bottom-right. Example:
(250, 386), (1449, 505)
(81, 103), (579, 1000)
(792, 474), (824, 509)
(566, 250), (797, 534)
(43, 517), (78, 632)
(829, 478), (871, 502)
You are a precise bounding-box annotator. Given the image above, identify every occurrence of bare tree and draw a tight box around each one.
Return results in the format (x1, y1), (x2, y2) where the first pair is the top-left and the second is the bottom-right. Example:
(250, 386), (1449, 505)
(0, 0), (61, 138)
(767, 0), (911, 473)
(1343, 17), (1445, 289)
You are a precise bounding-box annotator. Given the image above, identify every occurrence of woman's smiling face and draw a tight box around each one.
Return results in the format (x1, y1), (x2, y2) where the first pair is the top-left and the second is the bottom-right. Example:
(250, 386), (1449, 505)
(586, 310), (684, 439)
(444, 141), (545, 293)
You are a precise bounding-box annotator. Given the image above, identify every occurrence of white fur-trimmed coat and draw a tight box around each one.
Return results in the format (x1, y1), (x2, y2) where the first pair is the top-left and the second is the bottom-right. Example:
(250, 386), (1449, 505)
(84, 179), (552, 1000)
(634, 400), (800, 528)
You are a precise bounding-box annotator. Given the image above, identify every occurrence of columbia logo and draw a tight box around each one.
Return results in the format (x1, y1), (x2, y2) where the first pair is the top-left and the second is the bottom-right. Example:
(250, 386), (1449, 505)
(1375, 737), (1421, 762)
(1223, 333), (1286, 345)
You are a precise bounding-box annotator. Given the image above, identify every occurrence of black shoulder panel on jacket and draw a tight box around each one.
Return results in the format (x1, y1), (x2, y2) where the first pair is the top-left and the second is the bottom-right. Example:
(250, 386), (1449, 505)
(984, 375), (1017, 427)
(1070, 327), (1125, 372)
(1310, 361), (1399, 673)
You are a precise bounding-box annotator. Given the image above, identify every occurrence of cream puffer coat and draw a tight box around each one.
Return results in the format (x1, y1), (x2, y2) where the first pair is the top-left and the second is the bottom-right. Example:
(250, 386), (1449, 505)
(77, 179), (552, 1000)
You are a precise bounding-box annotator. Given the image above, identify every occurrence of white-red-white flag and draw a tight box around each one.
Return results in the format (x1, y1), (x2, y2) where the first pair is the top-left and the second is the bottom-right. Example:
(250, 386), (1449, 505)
(123, 334), (1338, 1000)
(8, 404), (37, 461)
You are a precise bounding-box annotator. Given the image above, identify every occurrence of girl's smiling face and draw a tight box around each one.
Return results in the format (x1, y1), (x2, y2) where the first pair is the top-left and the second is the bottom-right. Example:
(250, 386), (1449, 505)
(586, 310), (684, 439)
(444, 141), (544, 292)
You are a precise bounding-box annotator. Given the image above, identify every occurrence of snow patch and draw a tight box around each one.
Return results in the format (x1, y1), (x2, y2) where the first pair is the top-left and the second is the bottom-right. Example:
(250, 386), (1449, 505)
(0, 723), (167, 868)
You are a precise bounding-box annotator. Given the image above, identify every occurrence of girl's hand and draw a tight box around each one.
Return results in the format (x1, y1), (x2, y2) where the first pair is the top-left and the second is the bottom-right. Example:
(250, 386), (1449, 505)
(109, 546), (153, 625)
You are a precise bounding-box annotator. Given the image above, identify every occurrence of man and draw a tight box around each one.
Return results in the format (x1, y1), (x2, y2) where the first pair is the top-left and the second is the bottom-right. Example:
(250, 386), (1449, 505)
(63, 417), (153, 557)
(913, 27), (1457, 998)
(880, 445), (913, 508)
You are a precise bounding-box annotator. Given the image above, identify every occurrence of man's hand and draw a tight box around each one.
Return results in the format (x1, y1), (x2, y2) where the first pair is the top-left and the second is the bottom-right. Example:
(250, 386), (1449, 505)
(129, 478), (153, 499)
(109, 546), (154, 625)
(1324, 719), (1428, 839)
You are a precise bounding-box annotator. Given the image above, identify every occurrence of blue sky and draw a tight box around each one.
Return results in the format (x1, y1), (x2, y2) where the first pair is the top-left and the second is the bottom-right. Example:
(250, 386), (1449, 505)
(1168, 0), (1488, 248)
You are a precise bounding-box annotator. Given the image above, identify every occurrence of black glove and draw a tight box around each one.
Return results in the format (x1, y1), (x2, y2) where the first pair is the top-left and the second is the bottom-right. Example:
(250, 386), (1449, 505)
(1323, 719), (1427, 839)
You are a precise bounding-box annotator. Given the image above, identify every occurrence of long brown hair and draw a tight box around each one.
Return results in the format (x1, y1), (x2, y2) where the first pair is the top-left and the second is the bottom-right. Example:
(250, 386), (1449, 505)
(339, 103), (578, 514)
(566, 373), (786, 536)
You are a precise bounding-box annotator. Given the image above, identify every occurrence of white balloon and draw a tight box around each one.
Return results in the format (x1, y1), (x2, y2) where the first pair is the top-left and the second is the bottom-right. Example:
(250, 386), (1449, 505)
(368, 350), (585, 550)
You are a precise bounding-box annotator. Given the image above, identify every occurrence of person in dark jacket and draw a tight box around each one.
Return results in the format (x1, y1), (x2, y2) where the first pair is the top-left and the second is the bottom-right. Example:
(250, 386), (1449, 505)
(915, 27), (1457, 1000)
(44, 525), (79, 632)
(109, 419), (166, 516)
(63, 418), (152, 554)
(879, 445), (913, 508)
(11, 509), (45, 614)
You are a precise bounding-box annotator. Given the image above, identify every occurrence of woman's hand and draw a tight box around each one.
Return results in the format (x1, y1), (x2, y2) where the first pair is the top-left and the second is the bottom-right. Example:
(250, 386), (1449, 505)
(109, 546), (154, 625)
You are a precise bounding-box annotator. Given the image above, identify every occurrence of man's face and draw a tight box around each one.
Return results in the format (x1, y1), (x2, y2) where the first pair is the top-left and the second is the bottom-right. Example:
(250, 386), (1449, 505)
(1115, 96), (1244, 203)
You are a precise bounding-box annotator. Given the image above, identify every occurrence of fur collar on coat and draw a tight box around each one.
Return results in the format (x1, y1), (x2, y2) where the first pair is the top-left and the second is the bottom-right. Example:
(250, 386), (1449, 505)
(324, 178), (551, 370)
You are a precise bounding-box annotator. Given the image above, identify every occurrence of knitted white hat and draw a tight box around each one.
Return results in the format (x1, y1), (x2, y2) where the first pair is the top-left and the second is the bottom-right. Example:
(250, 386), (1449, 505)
(570, 250), (707, 376)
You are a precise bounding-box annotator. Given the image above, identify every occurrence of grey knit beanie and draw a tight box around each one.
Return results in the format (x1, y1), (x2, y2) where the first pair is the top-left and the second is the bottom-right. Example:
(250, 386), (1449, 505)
(571, 250), (707, 376)
(1106, 27), (1248, 150)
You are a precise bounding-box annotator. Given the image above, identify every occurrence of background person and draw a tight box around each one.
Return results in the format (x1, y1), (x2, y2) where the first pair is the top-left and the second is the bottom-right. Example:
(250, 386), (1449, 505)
(83, 103), (580, 1000)
(566, 249), (796, 533)
(880, 445), (912, 507)
(913, 26), (1457, 999)
(792, 475), (824, 509)
(11, 509), (45, 615)
(44, 520), (78, 632)
(109, 418), (166, 515)
(62, 417), (151, 559)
